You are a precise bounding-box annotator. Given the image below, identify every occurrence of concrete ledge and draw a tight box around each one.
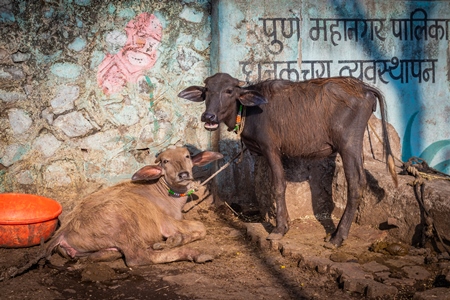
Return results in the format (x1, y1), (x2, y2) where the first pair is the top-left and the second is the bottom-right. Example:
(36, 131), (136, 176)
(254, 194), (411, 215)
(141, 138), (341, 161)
(244, 221), (449, 299)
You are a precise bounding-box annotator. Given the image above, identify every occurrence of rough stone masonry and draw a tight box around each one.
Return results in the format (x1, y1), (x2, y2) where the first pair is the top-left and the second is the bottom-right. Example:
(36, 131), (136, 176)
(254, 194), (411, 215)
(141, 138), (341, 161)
(0, 1), (213, 211)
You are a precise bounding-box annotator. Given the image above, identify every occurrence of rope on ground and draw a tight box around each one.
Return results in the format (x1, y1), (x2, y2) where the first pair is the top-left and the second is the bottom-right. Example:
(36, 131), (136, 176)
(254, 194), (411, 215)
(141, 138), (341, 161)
(367, 121), (450, 255)
(223, 201), (255, 222)
(401, 157), (450, 255)
(401, 156), (450, 182)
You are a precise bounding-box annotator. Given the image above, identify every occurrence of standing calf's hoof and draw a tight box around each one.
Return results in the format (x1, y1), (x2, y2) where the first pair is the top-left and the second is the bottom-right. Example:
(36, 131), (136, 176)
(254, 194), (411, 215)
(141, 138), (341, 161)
(266, 226), (288, 240)
(323, 241), (339, 250)
(325, 234), (344, 248)
(266, 232), (284, 240)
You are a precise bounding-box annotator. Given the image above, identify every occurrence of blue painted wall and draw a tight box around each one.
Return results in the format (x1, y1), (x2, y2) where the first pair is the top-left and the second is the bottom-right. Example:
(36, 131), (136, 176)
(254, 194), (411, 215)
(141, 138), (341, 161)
(212, 0), (450, 174)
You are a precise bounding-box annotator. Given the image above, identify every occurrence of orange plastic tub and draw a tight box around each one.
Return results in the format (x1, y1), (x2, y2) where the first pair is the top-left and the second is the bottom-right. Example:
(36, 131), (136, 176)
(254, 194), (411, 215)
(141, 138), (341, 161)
(0, 193), (62, 248)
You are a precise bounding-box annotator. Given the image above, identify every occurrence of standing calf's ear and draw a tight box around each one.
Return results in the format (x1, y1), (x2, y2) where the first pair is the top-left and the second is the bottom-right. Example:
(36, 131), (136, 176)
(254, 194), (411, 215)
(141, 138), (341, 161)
(191, 151), (223, 167)
(131, 165), (164, 181)
(178, 86), (205, 102)
(238, 90), (268, 106)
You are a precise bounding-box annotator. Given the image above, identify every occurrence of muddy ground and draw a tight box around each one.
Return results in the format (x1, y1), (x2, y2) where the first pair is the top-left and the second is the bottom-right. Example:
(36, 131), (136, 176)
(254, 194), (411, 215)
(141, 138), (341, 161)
(1, 195), (449, 300)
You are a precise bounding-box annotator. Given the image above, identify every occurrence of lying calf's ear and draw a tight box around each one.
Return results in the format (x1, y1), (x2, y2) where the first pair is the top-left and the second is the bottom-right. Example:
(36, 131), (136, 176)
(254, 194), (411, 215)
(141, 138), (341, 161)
(132, 165), (164, 181)
(191, 151), (223, 166)
(178, 86), (205, 102)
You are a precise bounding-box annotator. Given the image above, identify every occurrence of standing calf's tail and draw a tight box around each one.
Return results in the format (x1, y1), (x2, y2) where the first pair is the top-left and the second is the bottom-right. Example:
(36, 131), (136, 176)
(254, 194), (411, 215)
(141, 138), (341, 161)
(372, 88), (399, 187)
(387, 155), (398, 187)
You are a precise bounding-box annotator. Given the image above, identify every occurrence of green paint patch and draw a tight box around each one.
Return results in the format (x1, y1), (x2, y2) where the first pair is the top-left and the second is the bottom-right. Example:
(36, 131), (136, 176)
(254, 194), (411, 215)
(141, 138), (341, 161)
(50, 63), (82, 79)
(420, 140), (450, 164)
(75, 0), (91, 6)
(118, 8), (136, 19)
(68, 37), (87, 52)
(44, 8), (55, 18)
(0, 11), (15, 23)
(34, 50), (62, 64)
(404, 111), (450, 174)
(90, 51), (105, 69)
(145, 76), (160, 133)
(402, 111), (419, 162)
(433, 160), (450, 174)
(1, 144), (31, 166)
(144, 76), (155, 100)
(108, 3), (116, 14)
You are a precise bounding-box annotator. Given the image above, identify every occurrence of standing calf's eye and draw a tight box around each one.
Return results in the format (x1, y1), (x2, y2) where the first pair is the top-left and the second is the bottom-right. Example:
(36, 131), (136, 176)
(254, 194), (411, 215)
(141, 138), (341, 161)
(225, 89), (233, 94)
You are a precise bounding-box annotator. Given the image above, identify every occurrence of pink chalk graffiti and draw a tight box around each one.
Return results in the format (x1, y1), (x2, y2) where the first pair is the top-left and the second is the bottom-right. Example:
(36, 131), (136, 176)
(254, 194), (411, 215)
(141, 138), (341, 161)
(97, 13), (162, 95)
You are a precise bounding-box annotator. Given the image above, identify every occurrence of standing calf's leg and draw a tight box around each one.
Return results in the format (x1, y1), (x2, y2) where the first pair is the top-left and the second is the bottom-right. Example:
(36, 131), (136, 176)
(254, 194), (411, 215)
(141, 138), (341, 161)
(328, 149), (366, 246)
(265, 152), (290, 240)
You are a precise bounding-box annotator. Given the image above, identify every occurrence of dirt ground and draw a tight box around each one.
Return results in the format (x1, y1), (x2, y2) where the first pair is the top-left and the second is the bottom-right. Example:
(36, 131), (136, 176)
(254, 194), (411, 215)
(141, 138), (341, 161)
(1, 196), (449, 300)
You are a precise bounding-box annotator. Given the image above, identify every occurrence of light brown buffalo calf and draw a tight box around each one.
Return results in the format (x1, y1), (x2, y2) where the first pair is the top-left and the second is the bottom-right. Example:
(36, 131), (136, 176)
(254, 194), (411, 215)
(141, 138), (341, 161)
(1, 147), (222, 280)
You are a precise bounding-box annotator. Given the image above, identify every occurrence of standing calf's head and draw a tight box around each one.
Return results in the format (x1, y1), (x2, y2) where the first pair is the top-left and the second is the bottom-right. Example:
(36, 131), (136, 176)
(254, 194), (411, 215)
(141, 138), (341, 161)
(132, 147), (223, 191)
(178, 73), (268, 131)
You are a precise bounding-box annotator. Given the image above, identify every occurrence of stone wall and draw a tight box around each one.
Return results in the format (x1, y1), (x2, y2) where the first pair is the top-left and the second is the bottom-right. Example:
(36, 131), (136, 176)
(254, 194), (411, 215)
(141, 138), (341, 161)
(0, 0), (213, 210)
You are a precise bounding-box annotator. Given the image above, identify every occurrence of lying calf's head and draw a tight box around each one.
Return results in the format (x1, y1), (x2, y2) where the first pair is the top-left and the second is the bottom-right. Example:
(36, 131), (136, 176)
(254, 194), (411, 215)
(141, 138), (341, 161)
(131, 147), (223, 191)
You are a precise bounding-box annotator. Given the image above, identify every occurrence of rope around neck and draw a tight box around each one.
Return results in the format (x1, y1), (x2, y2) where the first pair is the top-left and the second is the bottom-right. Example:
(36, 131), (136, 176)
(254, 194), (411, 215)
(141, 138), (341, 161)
(233, 104), (246, 137)
(232, 104), (246, 163)
(160, 148), (247, 199)
(168, 188), (195, 197)
(161, 177), (195, 198)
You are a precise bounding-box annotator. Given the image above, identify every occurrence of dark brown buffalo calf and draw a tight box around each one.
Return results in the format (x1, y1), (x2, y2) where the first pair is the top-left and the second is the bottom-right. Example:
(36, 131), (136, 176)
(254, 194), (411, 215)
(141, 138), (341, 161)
(179, 73), (398, 247)
(1, 147), (222, 280)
